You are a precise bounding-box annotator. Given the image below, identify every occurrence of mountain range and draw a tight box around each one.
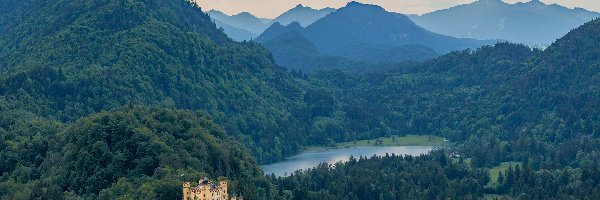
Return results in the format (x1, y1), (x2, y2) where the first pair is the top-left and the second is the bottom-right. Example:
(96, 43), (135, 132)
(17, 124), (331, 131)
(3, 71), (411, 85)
(270, 4), (336, 27)
(208, 0), (600, 46)
(409, 0), (600, 44)
(207, 5), (335, 41)
(256, 1), (494, 71)
(207, 10), (269, 35)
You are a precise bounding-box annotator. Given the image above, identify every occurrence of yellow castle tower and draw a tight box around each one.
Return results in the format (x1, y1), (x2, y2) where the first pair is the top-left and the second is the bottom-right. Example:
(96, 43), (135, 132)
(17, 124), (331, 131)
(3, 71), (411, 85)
(182, 178), (241, 200)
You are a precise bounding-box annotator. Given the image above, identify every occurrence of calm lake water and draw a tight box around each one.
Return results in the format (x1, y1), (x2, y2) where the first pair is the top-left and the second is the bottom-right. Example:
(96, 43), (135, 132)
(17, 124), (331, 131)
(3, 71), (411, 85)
(261, 146), (433, 176)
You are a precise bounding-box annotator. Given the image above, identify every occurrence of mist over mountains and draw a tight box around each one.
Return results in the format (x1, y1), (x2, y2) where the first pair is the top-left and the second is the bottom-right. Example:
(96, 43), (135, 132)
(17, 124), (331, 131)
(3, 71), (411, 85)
(409, 0), (600, 44)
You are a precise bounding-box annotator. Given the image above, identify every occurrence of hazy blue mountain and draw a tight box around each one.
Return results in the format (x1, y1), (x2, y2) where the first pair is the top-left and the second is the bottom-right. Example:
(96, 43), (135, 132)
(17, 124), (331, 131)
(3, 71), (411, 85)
(257, 1), (492, 71)
(409, 0), (600, 44)
(212, 19), (257, 41)
(207, 4), (334, 40)
(271, 4), (336, 27)
(303, 1), (494, 55)
(257, 22), (372, 72)
(207, 10), (269, 35)
(256, 22), (305, 42)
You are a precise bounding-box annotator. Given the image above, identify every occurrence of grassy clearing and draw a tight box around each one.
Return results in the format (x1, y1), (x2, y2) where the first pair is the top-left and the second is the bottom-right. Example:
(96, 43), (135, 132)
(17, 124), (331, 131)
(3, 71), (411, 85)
(337, 134), (449, 147)
(489, 162), (522, 183)
(307, 134), (449, 151)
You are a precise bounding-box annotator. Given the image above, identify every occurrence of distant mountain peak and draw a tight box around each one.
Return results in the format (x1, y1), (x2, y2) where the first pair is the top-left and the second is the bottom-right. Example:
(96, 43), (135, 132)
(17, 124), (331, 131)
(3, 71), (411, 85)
(234, 12), (256, 18)
(475, 0), (506, 5)
(345, 1), (378, 7)
(208, 9), (223, 14)
(207, 10), (228, 17)
(342, 1), (386, 11)
(270, 22), (284, 29)
(272, 3), (337, 27)
(523, 0), (545, 6)
(287, 21), (303, 28)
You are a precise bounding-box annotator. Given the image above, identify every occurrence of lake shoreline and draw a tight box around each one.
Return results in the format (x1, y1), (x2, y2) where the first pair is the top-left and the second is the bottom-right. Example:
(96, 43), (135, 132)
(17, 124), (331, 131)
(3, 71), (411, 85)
(305, 134), (450, 152)
(262, 146), (435, 176)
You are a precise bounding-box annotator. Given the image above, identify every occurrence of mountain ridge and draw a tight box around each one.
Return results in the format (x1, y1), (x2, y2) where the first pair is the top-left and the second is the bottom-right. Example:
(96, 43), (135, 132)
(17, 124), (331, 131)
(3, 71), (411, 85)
(409, 0), (600, 44)
(271, 4), (336, 27)
(256, 1), (493, 71)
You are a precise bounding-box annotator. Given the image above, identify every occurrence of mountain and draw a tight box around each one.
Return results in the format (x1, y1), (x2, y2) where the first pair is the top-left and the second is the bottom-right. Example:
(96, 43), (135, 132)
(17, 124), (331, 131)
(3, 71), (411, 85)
(303, 1), (494, 54)
(257, 21), (305, 42)
(271, 4), (336, 27)
(0, 0), (302, 198)
(206, 4), (335, 41)
(256, 1), (493, 71)
(212, 18), (257, 41)
(207, 10), (269, 35)
(0, 0), (321, 166)
(259, 23), (375, 73)
(409, 0), (600, 44)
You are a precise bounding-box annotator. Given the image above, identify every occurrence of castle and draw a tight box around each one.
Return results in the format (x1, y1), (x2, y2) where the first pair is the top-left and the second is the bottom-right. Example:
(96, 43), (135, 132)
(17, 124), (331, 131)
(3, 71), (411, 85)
(182, 178), (242, 200)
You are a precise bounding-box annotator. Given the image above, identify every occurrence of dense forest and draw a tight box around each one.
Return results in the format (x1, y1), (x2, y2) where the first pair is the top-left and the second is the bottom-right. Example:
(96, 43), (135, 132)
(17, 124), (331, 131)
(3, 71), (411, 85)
(0, 106), (278, 199)
(0, 0), (316, 164)
(272, 151), (487, 200)
(272, 151), (600, 199)
(1, 0), (600, 199)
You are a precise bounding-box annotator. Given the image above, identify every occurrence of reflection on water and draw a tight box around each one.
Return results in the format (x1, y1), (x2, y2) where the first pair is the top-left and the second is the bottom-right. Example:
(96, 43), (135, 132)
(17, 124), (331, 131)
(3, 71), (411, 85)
(261, 146), (433, 177)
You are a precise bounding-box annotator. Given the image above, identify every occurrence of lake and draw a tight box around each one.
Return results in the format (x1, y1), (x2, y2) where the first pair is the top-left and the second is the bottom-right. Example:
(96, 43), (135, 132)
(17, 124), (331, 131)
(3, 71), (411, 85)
(261, 146), (434, 176)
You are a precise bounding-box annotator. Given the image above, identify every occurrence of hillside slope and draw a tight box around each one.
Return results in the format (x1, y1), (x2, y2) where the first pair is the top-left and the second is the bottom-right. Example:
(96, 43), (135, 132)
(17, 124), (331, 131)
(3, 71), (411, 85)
(0, 0), (310, 163)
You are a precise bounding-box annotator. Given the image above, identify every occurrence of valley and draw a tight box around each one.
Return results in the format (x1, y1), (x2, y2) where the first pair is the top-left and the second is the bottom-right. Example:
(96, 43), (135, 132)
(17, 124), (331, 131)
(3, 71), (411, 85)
(1, 0), (600, 199)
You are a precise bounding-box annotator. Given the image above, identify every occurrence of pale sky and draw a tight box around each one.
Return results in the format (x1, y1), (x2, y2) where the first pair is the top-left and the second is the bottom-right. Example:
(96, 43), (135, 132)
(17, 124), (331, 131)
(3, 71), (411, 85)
(194, 0), (600, 18)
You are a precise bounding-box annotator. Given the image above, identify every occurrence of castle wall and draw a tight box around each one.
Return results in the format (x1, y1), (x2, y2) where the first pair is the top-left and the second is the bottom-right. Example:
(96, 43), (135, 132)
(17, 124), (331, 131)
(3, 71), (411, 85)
(182, 180), (229, 200)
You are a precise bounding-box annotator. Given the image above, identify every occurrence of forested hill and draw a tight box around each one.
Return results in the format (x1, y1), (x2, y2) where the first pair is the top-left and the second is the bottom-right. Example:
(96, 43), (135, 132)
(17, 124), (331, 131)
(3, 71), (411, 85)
(520, 17), (600, 135)
(0, 0), (316, 164)
(0, 0), (292, 198)
(0, 107), (277, 199)
(0, 0), (230, 70)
